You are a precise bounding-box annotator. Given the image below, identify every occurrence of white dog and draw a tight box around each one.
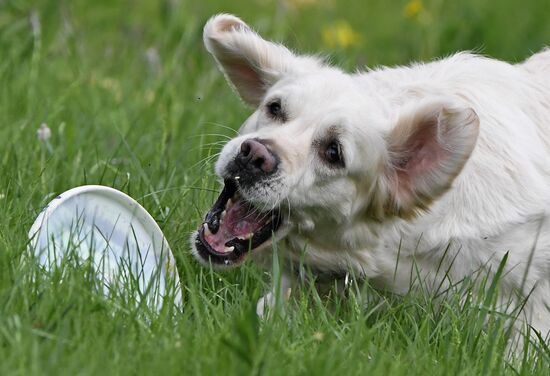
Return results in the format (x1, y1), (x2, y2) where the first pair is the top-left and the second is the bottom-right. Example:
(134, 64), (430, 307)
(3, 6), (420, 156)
(191, 14), (550, 343)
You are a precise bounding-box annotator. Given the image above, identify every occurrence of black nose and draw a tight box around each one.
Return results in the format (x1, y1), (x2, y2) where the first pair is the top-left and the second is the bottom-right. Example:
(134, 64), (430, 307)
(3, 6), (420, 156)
(236, 138), (278, 175)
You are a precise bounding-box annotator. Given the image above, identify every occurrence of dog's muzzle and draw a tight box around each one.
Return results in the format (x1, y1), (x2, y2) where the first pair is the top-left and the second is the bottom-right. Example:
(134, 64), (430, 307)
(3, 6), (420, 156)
(226, 138), (279, 189)
(193, 138), (283, 266)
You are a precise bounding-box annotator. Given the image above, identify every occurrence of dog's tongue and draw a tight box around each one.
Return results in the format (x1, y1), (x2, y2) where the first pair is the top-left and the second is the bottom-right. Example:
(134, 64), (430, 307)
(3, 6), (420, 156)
(203, 199), (270, 253)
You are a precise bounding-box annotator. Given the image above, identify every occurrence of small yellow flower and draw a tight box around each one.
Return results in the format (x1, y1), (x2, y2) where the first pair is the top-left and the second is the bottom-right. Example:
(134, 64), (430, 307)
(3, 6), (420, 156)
(312, 331), (324, 341)
(322, 21), (362, 49)
(404, 0), (424, 18)
(144, 90), (156, 105)
(98, 77), (123, 102)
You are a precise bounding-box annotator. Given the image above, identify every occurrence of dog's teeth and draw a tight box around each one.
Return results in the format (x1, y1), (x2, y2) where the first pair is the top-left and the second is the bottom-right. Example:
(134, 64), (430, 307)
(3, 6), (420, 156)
(237, 232), (254, 240)
(221, 210), (226, 220)
(226, 199), (233, 208)
(224, 246), (235, 253)
(203, 223), (212, 236)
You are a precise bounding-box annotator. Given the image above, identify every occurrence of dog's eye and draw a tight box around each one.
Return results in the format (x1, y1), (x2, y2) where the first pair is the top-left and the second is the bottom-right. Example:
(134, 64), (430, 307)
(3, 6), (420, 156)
(323, 141), (344, 167)
(266, 100), (284, 120)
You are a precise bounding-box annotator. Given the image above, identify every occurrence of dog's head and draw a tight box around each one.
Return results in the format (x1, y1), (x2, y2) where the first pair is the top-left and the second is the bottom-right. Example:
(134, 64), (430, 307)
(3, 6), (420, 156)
(192, 14), (479, 268)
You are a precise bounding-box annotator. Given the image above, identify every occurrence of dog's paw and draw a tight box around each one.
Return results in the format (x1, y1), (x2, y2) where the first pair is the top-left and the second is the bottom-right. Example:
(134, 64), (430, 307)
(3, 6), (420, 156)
(256, 292), (275, 318)
(256, 288), (292, 317)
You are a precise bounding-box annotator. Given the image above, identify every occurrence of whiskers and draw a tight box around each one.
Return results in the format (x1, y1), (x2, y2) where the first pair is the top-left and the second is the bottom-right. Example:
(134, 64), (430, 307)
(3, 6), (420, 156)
(138, 185), (220, 200)
(240, 175), (289, 224)
(188, 151), (222, 172)
(201, 121), (239, 136)
(187, 121), (239, 173)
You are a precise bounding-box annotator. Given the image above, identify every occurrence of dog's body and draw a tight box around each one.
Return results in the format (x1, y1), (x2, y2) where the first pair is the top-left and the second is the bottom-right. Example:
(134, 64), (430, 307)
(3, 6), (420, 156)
(192, 14), (550, 342)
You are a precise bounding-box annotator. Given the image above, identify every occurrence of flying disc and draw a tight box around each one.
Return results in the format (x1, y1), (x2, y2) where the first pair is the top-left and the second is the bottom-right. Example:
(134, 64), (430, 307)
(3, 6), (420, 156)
(28, 185), (182, 309)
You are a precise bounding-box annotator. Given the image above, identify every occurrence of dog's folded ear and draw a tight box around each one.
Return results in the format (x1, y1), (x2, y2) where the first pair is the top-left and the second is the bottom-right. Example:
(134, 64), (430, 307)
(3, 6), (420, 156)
(383, 98), (480, 217)
(203, 14), (320, 106)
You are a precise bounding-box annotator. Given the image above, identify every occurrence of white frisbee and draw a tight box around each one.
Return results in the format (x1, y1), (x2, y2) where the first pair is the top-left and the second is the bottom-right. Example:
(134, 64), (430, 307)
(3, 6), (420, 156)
(28, 185), (182, 310)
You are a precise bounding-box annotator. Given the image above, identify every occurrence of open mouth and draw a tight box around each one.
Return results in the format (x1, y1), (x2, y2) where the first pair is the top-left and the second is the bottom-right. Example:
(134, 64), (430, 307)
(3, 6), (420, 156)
(195, 179), (282, 265)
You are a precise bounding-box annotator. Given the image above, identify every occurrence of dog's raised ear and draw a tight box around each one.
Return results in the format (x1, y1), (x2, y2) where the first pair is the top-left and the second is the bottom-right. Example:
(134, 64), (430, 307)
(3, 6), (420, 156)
(203, 14), (318, 106)
(382, 98), (479, 217)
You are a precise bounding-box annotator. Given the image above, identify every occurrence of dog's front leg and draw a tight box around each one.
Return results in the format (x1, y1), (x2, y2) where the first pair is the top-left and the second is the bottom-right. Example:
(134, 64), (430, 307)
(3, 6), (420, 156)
(256, 272), (293, 317)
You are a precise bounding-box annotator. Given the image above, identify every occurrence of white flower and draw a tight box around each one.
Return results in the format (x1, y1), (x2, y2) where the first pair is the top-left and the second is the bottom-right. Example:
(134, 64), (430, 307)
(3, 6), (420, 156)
(145, 47), (161, 76)
(37, 123), (51, 142)
(30, 11), (41, 37)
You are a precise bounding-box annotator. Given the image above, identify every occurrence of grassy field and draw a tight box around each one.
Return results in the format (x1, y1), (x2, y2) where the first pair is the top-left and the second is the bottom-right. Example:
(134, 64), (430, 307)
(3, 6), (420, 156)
(1, 0), (549, 374)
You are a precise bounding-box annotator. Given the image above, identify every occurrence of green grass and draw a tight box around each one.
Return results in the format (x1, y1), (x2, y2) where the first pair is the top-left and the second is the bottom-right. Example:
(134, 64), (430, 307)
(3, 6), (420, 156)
(1, 0), (549, 374)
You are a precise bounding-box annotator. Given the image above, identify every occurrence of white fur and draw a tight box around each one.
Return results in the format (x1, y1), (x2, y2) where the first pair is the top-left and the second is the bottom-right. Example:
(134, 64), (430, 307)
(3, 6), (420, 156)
(196, 14), (550, 343)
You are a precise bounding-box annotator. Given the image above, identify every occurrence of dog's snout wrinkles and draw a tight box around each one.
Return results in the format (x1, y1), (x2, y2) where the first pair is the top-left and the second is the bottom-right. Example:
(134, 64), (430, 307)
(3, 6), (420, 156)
(237, 139), (277, 175)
